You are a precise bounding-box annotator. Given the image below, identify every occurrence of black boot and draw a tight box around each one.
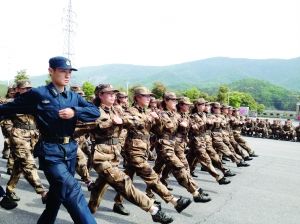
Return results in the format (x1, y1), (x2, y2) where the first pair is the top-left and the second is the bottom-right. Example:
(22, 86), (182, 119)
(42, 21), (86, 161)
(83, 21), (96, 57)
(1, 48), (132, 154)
(174, 196), (192, 213)
(113, 203), (130, 216)
(190, 171), (198, 178)
(218, 177), (231, 185)
(0, 196), (18, 210)
(250, 153), (259, 157)
(152, 209), (174, 223)
(198, 188), (209, 196)
(6, 191), (20, 201)
(224, 170), (236, 177)
(244, 156), (253, 161)
(193, 193), (211, 203)
(237, 161), (250, 167)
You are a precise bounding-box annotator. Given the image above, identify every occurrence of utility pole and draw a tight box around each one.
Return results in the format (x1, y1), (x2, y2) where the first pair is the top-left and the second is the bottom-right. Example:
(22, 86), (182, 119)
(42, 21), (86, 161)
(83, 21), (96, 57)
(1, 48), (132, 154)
(63, 0), (76, 60)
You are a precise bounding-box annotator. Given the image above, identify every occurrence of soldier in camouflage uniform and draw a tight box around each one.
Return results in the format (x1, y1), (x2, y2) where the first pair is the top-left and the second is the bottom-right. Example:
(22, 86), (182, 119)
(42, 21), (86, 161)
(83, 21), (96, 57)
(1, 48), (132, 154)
(270, 120), (281, 139)
(1, 86), (15, 160)
(187, 98), (231, 185)
(210, 102), (250, 167)
(295, 122), (300, 142)
(152, 92), (211, 203)
(227, 107), (252, 161)
(3, 80), (47, 203)
(87, 84), (174, 223)
(231, 109), (258, 157)
(114, 87), (192, 216)
(70, 86), (94, 188)
(281, 119), (296, 141)
(0, 86), (16, 174)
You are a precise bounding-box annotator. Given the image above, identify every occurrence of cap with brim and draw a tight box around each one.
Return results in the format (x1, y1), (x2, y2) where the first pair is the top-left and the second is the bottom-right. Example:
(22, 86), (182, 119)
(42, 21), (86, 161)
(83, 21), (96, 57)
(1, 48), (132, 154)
(178, 97), (193, 105)
(221, 105), (230, 109)
(49, 56), (77, 71)
(95, 84), (119, 94)
(134, 87), (154, 96)
(16, 80), (32, 88)
(163, 92), (177, 100)
(194, 98), (208, 105)
(212, 102), (221, 108)
(117, 92), (128, 98)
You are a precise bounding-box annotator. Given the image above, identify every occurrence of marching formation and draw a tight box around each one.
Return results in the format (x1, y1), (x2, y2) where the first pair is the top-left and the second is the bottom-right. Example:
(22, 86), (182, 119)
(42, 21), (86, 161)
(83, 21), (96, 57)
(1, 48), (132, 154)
(0, 56), (262, 224)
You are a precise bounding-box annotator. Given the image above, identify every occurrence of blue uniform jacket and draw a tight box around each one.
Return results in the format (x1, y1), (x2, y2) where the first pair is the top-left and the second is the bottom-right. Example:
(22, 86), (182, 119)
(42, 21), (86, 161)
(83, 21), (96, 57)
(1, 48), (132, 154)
(0, 83), (100, 163)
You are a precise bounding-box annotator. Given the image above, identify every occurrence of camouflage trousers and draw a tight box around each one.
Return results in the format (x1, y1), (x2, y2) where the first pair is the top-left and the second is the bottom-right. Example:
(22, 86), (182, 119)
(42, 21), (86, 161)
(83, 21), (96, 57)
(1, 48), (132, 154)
(187, 136), (221, 181)
(233, 131), (254, 155)
(88, 144), (154, 213)
(228, 132), (249, 158)
(115, 153), (174, 204)
(1, 124), (12, 158)
(212, 132), (241, 164)
(152, 139), (198, 194)
(190, 135), (228, 175)
(222, 131), (243, 161)
(76, 147), (90, 183)
(162, 139), (190, 183)
(7, 128), (45, 194)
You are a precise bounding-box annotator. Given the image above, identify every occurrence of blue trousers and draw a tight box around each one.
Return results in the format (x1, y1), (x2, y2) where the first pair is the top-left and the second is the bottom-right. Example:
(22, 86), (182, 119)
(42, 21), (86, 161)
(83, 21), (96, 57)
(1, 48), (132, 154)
(37, 157), (97, 224)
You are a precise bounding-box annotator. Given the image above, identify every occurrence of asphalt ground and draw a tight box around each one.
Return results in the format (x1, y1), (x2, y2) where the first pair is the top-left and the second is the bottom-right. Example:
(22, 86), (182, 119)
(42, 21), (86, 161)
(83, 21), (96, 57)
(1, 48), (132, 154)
(0, 136), (300, 224)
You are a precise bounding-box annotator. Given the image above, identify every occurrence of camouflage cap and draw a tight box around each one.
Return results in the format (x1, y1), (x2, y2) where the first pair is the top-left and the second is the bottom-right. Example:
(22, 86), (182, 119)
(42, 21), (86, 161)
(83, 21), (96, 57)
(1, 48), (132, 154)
(211, 102), (221, 108)
(70, 84), (81, 92)
(150, 96), (157, 103)
(95, 84), (119, 94)
(221, 104), (230, 109)
(134, 86), (153, 96)
(77, 90), (86, 97)
(194, 98), (207, 105)
(178, 97), (193, 105)
(16, 80), (32, 88)
(117, 91), (128, 98)
(163, 92), (177, 100)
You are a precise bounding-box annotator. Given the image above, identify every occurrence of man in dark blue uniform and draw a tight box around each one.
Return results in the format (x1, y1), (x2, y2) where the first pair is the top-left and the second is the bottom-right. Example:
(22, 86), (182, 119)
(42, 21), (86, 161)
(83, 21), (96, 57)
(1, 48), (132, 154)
(0, 56), (100, 224)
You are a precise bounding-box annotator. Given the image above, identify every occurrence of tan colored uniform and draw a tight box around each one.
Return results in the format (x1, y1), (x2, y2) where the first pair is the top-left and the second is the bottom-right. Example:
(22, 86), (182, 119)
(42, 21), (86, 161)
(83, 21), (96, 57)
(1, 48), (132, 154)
(187, 112), (222, 181)
(153, 110), (198, 194)
(210, 114), (241, 164)
(231, 115), (254, 155)
(115, 105), (174, 204)
(88, 105), (154, 213)
(7, 114), (45, 195)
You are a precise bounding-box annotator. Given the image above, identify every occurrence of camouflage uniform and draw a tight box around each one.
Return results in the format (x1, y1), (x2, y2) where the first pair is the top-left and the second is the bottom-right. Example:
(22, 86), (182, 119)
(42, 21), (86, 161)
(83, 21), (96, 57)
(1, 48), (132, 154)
(152, 93), (200, 196)
(187, 109), (223, 181)
(270, 120), (282, 139)
(295, 123), (300, 142)
(281, 120), (296, 141)
(5, 81), (46, 198)
(210, 103), (243, 165)
(231, 112), (255, 156)
(88, 85), (155, 214)
(115, 102), (174, 206)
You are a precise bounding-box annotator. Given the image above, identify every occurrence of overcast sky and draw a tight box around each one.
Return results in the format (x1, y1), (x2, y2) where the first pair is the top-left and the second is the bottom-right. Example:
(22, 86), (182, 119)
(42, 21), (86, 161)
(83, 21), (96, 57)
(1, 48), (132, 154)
(0, 0), (299, 81)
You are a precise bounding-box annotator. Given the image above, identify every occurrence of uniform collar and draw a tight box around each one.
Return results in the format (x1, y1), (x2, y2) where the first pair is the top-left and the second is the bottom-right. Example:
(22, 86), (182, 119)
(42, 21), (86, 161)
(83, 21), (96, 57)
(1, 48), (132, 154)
(47, 83), (68, 98)
(134, 104), (146, 113)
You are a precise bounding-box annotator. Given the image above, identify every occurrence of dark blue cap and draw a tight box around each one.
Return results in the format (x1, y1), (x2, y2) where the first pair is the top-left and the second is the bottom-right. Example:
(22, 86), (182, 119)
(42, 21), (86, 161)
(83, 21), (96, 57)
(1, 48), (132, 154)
(49, 56), (77, 71)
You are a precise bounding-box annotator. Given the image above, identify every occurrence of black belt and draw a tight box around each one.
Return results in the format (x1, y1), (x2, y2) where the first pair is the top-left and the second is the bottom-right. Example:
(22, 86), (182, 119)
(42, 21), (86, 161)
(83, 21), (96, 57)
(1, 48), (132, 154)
(212, 128), (222, 132)
(129, 133), (150, 141)
(95, 137), (119, 145)
(41, 136), (73, 144)
(161, 134), (176, 141)
(14, 123), (37, 130)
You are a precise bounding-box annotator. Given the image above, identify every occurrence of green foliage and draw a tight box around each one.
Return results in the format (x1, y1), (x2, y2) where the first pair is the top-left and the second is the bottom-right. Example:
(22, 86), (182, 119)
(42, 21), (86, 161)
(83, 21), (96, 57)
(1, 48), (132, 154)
(217, 85), (229, 104)
(181, 87), (209, 101)
(0, 84), (8, 97)
(14, 70), (29, 83)
(230, 78), (299, 110)
(82, 82), (95, 100)
(151, 82), (166, 99)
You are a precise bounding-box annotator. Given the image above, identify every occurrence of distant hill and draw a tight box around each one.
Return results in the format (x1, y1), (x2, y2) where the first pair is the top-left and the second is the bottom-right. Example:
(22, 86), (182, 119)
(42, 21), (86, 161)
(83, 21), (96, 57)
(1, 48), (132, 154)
(1, 57), (300, 90)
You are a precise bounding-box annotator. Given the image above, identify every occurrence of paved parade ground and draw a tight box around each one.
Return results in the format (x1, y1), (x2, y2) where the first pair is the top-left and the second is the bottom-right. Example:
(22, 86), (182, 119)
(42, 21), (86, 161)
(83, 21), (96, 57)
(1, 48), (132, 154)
(1, 137), (300, 224)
